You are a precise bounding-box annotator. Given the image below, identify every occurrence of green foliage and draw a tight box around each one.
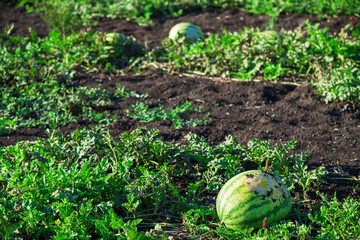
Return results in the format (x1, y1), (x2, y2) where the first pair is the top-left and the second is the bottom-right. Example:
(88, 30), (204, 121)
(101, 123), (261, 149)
(124, 101), (212, 129)
(0, 127), (356, 238)
(43, 0), (92, 36)
(0, 31), (146, 132)
(145, 21), (360, 103)
(309, 193), (360, 239)
(95, 210), (148, 240)
(114, 84), (149, 99)
(244, 139), (296, 169)
(2, 1), (360, 238)
(183, 205), (218, 235)
(0, 79), (122, 132)
(17, 0), (184, 27)
(291, 156), (327, 197)
(155, 21), (355, 80)
(0, 128), (170, 238)
(15, 0), (360, 29)
(314, 61), (360, 103)
(1, 29), (143, 83)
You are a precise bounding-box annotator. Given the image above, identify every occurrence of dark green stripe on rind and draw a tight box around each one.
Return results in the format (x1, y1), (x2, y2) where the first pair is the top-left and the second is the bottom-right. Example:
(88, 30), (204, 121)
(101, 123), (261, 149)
(218, 193), (256, 221)
(224, 196), (291, 229)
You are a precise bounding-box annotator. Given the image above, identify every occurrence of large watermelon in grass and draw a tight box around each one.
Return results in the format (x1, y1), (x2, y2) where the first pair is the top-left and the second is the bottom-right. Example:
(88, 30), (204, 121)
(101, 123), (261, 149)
(216, 170), (291, 230)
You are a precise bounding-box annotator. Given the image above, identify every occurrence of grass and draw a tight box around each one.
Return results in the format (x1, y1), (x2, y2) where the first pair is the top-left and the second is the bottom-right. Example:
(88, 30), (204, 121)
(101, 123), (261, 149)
(1, 0), (360, 238)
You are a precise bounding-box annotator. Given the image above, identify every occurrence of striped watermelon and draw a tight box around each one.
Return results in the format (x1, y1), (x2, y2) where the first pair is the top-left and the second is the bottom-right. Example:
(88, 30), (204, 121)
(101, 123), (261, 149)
(168, 22), (204, 43)
(216, 170), (292, 230)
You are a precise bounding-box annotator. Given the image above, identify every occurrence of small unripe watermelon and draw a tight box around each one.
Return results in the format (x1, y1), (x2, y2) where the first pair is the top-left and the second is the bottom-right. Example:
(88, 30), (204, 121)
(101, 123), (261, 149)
(216, 170), (291, 230)
(168, 22), (204, 43)
(104, 33), (128, 45)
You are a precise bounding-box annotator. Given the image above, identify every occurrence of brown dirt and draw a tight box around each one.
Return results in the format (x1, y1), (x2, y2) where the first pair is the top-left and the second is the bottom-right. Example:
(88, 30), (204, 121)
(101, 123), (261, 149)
(1, 1), (360, 204)
(0, 2), (50, 38)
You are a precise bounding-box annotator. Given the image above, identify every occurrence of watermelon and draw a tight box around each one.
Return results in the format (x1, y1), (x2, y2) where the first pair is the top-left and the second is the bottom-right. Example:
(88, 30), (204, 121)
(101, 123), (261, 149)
(104, 32), (128, 45)
(216, 170), (291, 230)
(168, 22), (204, 43)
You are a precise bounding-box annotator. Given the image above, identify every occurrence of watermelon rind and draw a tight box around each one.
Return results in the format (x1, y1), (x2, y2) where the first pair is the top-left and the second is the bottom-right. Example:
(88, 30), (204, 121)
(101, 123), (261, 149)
(216, 170), (292, 230)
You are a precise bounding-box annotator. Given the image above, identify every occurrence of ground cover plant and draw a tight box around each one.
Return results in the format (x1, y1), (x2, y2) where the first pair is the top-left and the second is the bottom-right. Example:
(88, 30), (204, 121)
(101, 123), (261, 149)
(0, 127), (351, 239)
(1, 0), (360, 239)
(12, 0), (360, 28)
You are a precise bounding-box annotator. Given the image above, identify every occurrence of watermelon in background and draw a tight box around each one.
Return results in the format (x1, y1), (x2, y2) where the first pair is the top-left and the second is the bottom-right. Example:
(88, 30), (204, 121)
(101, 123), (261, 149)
(168, 22), (204, 43)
